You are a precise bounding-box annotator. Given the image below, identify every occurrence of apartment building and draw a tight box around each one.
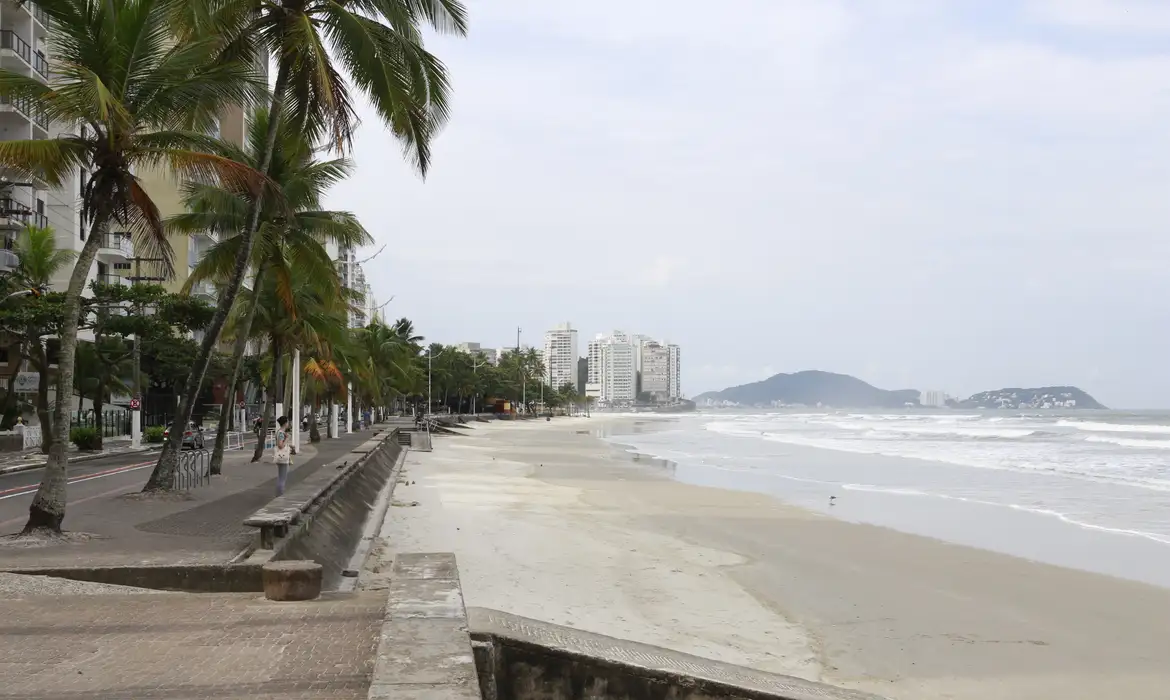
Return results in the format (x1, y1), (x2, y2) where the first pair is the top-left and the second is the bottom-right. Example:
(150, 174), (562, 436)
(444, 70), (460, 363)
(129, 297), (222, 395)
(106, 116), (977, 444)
(542, 322), (578, 392)
(667, 343), (682, 399)
(455, 342), (497, 365)
(325, 243), (378, 329)
(640, 341), (670, 398)
(585, 331), (636, 404)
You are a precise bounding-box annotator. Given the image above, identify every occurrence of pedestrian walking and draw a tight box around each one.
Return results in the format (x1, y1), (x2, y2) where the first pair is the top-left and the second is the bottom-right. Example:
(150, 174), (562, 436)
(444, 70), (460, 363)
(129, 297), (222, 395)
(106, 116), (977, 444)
(273, 416), (292, 496)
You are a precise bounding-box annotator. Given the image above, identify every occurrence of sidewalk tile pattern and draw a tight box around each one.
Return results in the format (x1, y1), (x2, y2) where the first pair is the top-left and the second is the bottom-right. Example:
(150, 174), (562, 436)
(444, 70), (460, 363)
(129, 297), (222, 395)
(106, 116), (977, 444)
(0, 591), (383, 699)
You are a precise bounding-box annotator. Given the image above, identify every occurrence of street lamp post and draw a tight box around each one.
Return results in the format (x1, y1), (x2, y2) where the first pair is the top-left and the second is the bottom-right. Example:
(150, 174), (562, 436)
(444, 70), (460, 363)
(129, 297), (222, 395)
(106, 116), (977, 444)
(426, 346), (446, 417)
(470, 356), (488, 415)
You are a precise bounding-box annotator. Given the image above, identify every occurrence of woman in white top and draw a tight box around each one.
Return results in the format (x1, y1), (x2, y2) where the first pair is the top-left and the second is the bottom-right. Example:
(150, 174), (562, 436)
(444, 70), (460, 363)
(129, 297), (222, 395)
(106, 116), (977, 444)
(274, 416), (291, 495)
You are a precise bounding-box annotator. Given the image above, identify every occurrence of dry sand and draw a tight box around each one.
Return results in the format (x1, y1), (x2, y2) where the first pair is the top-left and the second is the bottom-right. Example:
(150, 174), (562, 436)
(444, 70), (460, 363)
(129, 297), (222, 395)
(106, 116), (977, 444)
(372, 417), (1170, 700)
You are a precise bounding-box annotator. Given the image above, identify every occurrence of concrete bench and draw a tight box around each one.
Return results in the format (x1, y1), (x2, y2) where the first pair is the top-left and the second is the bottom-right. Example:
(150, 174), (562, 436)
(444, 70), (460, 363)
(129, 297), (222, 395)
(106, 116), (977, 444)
(243, 458), (356, 549)
(262, 560), (323, 601)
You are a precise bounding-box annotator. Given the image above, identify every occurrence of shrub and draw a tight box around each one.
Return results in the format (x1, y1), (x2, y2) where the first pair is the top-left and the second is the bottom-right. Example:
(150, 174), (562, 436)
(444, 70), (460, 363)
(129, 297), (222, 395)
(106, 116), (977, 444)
(70, 427), (101, 451)
(144, 426), (165, 444)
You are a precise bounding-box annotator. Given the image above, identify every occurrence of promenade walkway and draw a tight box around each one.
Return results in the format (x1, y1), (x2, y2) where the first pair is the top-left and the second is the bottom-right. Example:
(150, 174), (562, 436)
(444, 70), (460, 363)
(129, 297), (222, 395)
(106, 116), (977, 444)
(0, 590), (383, 700)
(0, 429), (381, 569)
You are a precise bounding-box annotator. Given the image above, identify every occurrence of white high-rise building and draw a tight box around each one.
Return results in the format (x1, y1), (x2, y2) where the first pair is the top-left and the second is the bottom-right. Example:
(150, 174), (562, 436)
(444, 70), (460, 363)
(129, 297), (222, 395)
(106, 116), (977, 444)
(543, 323), (578, 392)
(324, 242), (377, 328)
(640, 342), (670, 398)
(919, 390), (947, 408)
(586, 331), (636, 404)
(456, 342), (497, 365)
(667, 344), (682, 399)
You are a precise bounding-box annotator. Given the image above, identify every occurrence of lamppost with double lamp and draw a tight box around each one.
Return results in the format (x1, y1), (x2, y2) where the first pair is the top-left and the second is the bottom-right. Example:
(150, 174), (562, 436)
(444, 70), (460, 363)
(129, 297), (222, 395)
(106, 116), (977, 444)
(470, 354), (489, 415)
(426, 346), (446, 417)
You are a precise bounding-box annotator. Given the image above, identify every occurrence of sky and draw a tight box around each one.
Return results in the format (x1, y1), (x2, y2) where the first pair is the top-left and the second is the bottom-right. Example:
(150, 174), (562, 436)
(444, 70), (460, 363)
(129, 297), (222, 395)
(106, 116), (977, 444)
(326, 0), (1170, 409)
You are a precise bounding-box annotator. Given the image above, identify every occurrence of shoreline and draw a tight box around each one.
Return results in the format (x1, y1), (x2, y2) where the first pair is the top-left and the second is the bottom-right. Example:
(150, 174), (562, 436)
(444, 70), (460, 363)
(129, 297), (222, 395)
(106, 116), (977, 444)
(372, 416), (1170, 700)
(603, 416), (1170, 589)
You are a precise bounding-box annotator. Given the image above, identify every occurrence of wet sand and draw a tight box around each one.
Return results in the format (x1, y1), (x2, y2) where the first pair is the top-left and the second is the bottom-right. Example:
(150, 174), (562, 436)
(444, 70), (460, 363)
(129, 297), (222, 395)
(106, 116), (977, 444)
(371, 417), (1170, 700)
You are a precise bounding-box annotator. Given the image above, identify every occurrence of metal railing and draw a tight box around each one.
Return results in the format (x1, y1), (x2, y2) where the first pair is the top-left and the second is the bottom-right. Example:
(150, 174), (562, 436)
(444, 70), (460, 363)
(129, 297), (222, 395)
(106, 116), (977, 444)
(172, 448), (211, 490)
(0, 248), (17, 271)
(70, 409), (131, 437)
(0, 93), (47, 129)
(26, 2), (49, 28)
(95, 273), (123, 286)
(0, 31), (47, 79)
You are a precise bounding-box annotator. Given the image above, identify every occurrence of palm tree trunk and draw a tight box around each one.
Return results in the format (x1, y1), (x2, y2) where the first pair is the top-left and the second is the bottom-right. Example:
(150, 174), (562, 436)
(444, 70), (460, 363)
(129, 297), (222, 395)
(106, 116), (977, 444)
(34, 343), (50, 455)
(251, 370), (277, 463)
(1, 346), (24, 429)
(147, 63), (291, 492)
(93, 379), (105, 450)
(309, 397), (320, 442)
(24, 213), (107, 533)
(209, 264), (269, 476)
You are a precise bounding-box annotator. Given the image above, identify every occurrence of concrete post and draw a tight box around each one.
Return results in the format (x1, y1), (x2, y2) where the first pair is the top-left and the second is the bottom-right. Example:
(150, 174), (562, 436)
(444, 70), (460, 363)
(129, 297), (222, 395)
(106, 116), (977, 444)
(292, 349), (301, 452)
(346, 383), (353, 434)
(330, 402), (338, 439)
(131, 409), (141, 449)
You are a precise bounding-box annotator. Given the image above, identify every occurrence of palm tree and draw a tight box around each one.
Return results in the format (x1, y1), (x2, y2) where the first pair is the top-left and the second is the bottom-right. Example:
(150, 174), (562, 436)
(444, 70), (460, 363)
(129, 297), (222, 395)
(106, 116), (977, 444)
(4, 226), (74, 440)
(0, 0), (267, 533)
(155, 110), (370, 479)
(159, 0), (468, 484)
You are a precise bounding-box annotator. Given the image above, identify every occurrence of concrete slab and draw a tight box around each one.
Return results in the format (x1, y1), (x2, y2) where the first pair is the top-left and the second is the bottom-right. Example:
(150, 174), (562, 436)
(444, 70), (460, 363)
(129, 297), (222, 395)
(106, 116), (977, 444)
(389, 575), (466, 619)
(468, 607), (884, 700)
(367, 682), (480, 700)
(378, 619), (478, 685)
(393, 552), (459, 580)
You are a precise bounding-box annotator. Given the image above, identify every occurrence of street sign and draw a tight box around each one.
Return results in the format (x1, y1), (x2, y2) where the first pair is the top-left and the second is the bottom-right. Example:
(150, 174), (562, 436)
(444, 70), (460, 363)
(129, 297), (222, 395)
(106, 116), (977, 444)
(13, 372), (38, 394)
(129, 398), (141, 410)
(238, 401), (246, 409)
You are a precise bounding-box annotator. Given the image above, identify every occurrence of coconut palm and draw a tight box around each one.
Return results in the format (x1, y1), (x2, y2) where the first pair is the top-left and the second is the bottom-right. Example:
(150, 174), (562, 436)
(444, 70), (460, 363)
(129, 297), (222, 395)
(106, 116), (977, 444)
(158, 0), (468, 485)
(0, 0), (267, 533)
(152, 110), (370, 479)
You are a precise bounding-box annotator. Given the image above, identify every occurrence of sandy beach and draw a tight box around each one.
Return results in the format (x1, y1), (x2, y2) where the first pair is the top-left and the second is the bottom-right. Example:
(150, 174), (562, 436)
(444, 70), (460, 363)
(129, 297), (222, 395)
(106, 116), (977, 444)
(371, 417), (1170, 700)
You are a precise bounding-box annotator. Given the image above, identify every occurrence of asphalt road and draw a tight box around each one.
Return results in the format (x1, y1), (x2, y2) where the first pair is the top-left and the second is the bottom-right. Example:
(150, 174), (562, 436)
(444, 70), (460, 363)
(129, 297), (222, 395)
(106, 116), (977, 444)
(0, 438), (257, 530)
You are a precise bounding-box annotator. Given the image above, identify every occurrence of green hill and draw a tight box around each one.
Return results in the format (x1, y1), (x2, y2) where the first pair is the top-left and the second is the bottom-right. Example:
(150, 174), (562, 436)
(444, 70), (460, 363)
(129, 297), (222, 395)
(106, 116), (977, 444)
(694, 370), (919, 408)
(958, 386), (1105, 410)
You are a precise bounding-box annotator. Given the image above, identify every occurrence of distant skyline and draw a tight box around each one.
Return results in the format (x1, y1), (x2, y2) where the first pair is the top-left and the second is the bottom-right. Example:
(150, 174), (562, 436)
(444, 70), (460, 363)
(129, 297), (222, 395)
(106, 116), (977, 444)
(326, 0), (1170, 409)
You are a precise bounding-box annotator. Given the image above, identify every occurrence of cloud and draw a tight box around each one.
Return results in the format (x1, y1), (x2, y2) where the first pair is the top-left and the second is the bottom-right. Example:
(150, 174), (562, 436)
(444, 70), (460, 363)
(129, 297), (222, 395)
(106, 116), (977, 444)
(330, 1), (1170, 406)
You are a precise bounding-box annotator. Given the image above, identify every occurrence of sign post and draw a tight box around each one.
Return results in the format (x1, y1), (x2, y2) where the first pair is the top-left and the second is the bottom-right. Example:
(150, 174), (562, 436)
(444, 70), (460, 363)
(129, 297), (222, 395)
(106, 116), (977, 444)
(130, 396), (141, 449)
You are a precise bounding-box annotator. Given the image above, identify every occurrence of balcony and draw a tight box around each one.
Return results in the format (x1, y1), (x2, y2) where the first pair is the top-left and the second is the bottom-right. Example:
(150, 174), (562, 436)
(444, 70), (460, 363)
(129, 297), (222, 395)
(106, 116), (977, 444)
(0, 197), (46, 230)
(0, 30), (48, 80)
(97, 232), (133, 260)
(190, 279), (217, 298)
(0, 93), (47, 130)
(26, 2), (49, 34)
(95, 273), (126, 287)
(0, 247), (17, 271)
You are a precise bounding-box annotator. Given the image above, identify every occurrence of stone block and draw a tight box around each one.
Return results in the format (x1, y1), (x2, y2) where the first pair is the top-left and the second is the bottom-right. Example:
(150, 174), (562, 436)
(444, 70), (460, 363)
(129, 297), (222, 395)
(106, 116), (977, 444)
(262, 560), (323, 601)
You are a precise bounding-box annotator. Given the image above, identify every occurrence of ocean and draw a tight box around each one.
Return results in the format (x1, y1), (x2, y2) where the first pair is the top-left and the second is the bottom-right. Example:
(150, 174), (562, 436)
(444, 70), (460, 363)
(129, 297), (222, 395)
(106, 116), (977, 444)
(603, 410), (1170, 588)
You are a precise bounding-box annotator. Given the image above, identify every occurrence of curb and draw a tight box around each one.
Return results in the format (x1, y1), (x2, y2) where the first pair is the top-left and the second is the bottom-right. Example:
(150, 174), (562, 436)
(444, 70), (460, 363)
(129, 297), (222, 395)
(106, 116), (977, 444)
(0, 446), (162, 477)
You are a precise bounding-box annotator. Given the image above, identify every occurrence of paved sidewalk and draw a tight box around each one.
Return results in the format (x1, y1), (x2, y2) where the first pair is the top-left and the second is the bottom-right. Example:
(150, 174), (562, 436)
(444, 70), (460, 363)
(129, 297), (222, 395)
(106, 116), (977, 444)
(0, 590), (383, 699)
(0, 429), (385, 569)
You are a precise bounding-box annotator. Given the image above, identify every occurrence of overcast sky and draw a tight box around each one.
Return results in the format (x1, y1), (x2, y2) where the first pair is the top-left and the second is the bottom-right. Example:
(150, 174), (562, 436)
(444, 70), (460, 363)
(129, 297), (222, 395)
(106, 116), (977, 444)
(326, 0), (1170, 409)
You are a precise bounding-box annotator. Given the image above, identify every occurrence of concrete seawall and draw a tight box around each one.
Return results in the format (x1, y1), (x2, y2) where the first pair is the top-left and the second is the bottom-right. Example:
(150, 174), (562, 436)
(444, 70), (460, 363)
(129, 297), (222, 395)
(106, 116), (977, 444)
(276, 437), (404, 590)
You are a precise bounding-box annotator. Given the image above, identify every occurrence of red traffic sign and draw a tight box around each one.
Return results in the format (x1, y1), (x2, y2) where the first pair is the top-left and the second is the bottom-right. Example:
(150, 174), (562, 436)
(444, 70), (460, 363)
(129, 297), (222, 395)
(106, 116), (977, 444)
(238, 401), (246, 409)
(129, 398), (141, 410)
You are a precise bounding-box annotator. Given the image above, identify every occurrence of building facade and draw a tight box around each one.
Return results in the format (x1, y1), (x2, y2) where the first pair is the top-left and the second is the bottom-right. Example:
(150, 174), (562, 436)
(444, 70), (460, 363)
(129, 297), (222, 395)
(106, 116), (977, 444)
(585, 331), (636, 404)
(639, 341), (670, 398)
(455, 342), (497, 365)
(667, 343), (682, 400)
(543, 323), (578, 392)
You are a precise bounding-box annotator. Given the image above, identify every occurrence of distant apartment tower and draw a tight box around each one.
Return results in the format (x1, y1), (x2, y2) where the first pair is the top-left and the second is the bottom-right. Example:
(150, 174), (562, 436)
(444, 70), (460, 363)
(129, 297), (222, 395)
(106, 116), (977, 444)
(586, 332), (637, 404)
(543, 323), (578, 391)
(324, 243), (376, 328)
(640, 342), (671, 399)
(919, 390), (947, 408)
(456, 342), (497, 365)
(667, 344), (681, 399)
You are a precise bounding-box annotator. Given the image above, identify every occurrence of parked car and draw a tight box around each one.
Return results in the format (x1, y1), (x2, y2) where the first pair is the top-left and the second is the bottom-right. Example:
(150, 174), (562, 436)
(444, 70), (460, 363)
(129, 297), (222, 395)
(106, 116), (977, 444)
(163, 421), (205, 449)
